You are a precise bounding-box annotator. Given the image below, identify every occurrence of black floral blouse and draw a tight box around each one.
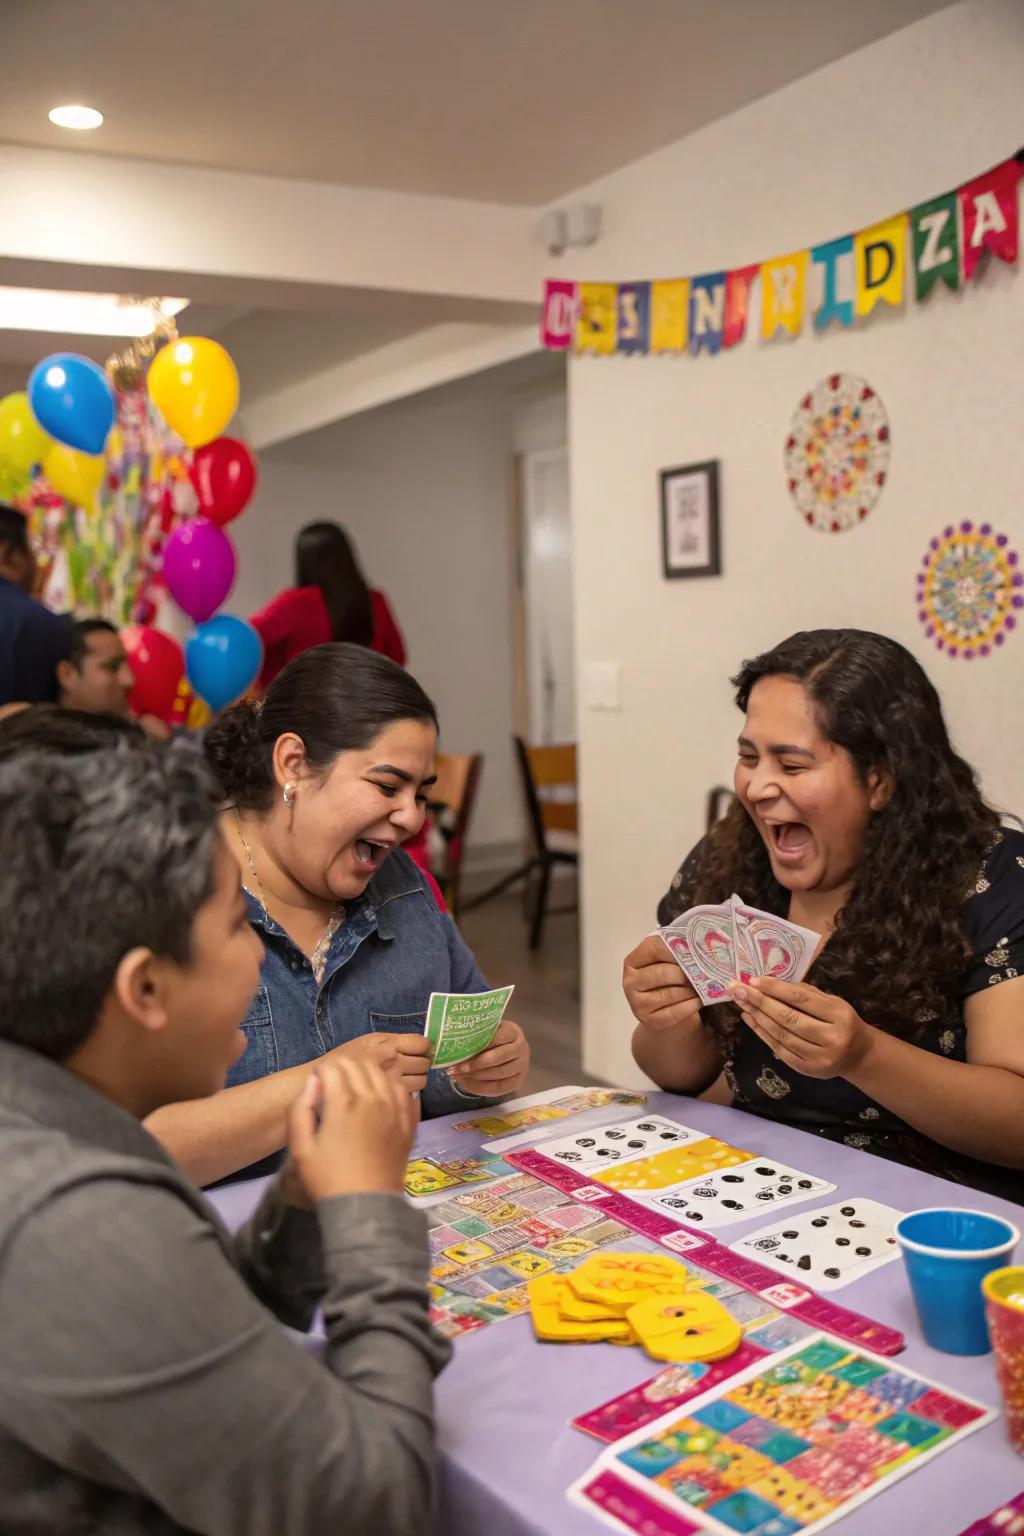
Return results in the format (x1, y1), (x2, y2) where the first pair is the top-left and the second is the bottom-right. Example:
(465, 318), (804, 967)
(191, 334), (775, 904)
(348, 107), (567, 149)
(657, 827), (1024, 1202)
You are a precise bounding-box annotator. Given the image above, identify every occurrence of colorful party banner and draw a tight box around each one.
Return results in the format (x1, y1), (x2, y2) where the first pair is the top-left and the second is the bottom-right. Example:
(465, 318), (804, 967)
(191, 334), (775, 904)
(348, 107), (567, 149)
(550, 150), (1021, 360)
(540, 280), (577, 349)
(911, 192), (960, 299)
(616, 282), (650, 355)
(761, 250), (809, 339)
(576, 282), (617, 355)
(960, 157), (1020, 281)
(812, 235), (854, 329)
(650, 279), (689, 353)
(855, 214), (907, 317)
(723, 264), (760, 349)
(689, 272), (726, 357)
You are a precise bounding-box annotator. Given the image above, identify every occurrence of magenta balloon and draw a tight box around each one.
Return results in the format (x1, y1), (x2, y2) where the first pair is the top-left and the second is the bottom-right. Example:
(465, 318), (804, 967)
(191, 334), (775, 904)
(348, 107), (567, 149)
(162, 516), (237, 623)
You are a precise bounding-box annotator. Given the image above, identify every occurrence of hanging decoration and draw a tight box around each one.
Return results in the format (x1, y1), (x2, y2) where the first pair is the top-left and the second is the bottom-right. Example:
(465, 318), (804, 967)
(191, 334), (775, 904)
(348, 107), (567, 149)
(784, 374), (890, 534)
(916, 522), (1023, 660)
(540, 150), (1023, 356)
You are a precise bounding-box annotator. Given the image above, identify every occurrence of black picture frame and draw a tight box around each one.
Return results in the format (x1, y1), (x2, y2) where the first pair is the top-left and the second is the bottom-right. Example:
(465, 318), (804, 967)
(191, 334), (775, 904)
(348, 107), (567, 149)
(660, 459), (721, 579)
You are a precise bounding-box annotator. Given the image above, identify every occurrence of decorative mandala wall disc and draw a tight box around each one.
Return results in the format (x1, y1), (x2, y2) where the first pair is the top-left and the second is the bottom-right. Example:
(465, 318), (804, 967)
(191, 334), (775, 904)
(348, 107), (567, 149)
(784, 373), (891, 533)
(917, 522), (1023, 659)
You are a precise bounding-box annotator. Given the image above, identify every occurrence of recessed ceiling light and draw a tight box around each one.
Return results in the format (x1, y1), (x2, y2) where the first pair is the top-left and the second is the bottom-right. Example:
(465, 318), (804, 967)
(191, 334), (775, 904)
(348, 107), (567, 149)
(0, 288), (188, 336)
(48, 104), (104, 131)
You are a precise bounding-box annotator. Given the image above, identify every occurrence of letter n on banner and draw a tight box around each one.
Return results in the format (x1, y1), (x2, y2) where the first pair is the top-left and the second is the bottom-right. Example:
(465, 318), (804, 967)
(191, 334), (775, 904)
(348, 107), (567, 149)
(911, 194), (959, 299)
(960, 157), (1021, 281)
(723, 265), (760, 348)
(689, 273), (726, 356)
(650, 280), (689, 353)
(617, 283), (650, 354)
(576, 283), (618, 355)
(540, 280), (577, 349)
(854, 214), (907, 318)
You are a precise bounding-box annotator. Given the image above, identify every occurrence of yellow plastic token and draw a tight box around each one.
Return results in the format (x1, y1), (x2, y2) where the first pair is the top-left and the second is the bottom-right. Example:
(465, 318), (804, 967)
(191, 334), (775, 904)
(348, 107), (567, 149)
(527, 1274), (633, 1342)
(558, 1289), (625, 1323)
(567, 1252), (700, 1313)
(627, 1291), (742, 1364)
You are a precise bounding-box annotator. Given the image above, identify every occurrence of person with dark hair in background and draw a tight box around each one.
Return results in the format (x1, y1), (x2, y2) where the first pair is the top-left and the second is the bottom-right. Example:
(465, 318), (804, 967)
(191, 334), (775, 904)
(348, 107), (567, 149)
(0, 702), (143, 758)
(147, 642), (530, 1187)
(0, 502), (71, 706)
(57, 617), (170, 740)
(622, 628), (1024, 1200)
(251, 521), (406, 692)
(0, 737), (450, 1536)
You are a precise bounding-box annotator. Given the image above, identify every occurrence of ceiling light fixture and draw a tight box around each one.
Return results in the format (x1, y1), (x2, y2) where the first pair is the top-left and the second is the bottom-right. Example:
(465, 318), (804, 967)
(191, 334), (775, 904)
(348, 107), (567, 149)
(48, 104), (104, 131)
(0, 288), (188, 336)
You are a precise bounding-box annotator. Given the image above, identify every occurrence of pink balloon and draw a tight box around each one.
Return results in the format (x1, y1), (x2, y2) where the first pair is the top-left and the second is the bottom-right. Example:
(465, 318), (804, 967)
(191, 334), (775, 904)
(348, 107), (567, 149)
(162, 516), (236, 623)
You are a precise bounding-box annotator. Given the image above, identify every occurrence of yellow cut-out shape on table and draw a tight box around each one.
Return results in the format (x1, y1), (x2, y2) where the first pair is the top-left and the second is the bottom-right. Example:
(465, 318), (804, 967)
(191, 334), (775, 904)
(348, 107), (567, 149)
(441, 1239), (495, 1265)
(528, 1274), (634, 1342)
(627, 1292), (742, 1364)
(504, 1250), (555, 1279)
(404, 1158), (461, 1196)
(558, 1290), (626, 1324)
(567, 1252), (701, 1314)
(592, 1138), (752, 1190)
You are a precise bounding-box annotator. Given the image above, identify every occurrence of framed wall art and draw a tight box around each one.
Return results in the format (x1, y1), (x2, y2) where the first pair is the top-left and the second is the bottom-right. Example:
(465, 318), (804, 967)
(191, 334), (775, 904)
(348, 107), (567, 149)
(660, 459), (720, 579)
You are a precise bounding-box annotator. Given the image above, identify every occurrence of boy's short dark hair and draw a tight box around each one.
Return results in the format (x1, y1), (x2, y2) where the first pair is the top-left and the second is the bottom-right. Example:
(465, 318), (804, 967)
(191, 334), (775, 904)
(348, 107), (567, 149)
(0, 741), (221, 1061)
(0, 705), (142, 762)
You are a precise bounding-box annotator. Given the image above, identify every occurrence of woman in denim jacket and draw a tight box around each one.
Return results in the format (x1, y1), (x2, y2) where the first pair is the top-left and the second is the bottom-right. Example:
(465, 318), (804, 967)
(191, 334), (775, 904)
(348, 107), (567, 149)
(147, 644), (530, 1185)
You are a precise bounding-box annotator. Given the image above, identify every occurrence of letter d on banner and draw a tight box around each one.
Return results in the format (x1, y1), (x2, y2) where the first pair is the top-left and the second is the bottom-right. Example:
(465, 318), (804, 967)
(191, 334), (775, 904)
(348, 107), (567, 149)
(855, 214), (907, 318)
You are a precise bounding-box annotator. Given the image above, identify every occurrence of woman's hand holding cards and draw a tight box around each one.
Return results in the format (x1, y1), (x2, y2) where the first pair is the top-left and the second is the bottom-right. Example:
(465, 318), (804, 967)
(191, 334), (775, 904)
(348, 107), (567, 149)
(623, 935), (703, 1032)
(448, 1020), (530, 1097)
(287, 1057), (415, 1202)
(333, 1031), (432, 1094)
(732, 976), (873, 1079)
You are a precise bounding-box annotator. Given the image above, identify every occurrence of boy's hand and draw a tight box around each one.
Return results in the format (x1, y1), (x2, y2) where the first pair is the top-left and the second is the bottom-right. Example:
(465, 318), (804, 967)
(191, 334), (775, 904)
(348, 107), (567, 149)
(287, 1057), (414, 1201)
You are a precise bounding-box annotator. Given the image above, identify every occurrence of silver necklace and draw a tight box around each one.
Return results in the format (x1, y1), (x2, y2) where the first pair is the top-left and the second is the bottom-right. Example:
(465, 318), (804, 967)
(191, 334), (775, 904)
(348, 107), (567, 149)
(234, 809), (343, 985)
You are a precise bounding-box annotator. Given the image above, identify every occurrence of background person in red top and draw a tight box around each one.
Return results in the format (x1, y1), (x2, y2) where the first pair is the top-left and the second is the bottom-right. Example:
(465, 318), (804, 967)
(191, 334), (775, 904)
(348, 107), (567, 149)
(251, 521), (406, 693)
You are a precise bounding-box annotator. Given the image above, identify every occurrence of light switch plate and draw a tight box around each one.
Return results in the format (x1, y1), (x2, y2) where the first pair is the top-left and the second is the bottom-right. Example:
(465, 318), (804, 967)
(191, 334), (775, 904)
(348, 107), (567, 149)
(585, 662), (621, 711)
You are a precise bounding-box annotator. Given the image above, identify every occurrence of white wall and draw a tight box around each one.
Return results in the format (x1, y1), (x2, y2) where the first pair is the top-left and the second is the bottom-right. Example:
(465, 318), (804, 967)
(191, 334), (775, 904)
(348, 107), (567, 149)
(233, 365), (563, 855)
(562, 0), (1024, 1083)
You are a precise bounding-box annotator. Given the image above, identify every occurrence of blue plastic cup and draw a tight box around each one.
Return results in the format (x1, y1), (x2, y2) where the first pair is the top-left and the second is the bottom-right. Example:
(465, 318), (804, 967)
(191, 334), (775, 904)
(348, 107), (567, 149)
(895, 1208), (1020, 1356)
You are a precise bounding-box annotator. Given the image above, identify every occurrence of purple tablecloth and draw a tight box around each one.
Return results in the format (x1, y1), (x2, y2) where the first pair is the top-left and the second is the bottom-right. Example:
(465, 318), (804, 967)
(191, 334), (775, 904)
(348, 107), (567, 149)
(206, 1089), (1024, 1536)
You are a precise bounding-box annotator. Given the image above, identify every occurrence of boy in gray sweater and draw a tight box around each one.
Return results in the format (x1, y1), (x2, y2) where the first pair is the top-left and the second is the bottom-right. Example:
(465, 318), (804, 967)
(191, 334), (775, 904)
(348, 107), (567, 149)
(0, 737), (450, 1535)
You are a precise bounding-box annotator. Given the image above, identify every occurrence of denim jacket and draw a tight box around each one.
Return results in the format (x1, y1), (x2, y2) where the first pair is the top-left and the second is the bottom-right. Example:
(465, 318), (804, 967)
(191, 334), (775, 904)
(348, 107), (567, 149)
(227, 851), (494, 1176)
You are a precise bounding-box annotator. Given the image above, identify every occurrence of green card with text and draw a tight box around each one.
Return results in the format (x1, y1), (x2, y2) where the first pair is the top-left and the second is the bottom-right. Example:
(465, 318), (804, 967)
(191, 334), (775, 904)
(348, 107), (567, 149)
(423, 985), (515, 1068)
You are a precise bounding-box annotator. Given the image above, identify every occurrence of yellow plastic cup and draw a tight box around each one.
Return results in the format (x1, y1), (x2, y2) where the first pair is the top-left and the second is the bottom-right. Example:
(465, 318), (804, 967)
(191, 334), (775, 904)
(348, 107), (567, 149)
(982, 1266), (1024, 1455)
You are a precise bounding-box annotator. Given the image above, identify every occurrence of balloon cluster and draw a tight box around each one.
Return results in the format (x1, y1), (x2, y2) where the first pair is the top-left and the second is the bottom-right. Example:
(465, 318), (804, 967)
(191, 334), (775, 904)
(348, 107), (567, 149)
(0, 337), (265, 720)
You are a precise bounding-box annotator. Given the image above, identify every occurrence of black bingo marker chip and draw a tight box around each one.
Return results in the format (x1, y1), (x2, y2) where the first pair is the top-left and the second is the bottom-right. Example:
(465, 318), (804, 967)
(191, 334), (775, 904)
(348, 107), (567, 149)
(577, 1138), (595, 1148)
(825, 1267), (841, 1279)
(840, 1206), (856, 1216)
(782, 1230), (799, 1239)
(626, 1140), (645, 1149)
(660, 1131), (679, 1140)
(811, 1218), (828, 1228)
(722, 1199), (743, 1210)
(778, 1184), (793, 1195)
(855, 1246), (872, 1256)
(849, 1220), (866, 1229)
(797, 1255), (812, 1270)
(637, 1123), (657, 1131)
(605, 1130), (626, 1140)
(836, 1238), (851, 1247)
(798, 1180), (813, 1189)
(722, 1174), (744, 1184)
(754, 1167), (776, 1177)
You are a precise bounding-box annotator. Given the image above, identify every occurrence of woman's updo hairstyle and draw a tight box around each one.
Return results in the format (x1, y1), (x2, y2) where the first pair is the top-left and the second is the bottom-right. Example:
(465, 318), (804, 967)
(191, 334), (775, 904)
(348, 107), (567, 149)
(204, 642), (438, 810)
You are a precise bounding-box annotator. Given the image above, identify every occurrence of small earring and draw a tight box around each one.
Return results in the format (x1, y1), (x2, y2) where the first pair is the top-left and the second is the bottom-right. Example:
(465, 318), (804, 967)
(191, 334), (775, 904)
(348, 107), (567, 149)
(283, 782), (295, 807)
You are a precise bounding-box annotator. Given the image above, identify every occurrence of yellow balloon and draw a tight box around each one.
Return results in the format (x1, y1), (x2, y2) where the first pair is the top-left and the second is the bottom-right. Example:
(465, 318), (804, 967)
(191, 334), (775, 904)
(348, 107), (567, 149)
(0, 391), (50, 472)
(147, 337), (239, 449)
(44, 442), (106, 507)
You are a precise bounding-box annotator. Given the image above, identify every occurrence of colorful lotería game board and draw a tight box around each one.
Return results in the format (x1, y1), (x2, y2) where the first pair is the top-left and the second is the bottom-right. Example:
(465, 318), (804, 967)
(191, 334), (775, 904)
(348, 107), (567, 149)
(570, 1335), (994, 1535)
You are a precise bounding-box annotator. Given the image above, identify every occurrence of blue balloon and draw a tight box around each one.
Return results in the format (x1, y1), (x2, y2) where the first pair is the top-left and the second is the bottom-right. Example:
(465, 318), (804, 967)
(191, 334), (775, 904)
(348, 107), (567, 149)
(186, 615), (263, 713)
(28, 352), (115, 454)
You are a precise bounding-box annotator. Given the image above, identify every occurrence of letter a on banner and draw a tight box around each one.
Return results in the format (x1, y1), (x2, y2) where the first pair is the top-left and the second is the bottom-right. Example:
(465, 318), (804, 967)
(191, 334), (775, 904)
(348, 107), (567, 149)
(689, 273), (726, 356)
(650, 279), (689, 353)
(911, 193), (959, 299)
(576, 283), (618, 355)
(761, 250), (809, 339)
(541, 280), (577, 349)
(959, 158), (1021, 281)
(854, 214), (907, 317)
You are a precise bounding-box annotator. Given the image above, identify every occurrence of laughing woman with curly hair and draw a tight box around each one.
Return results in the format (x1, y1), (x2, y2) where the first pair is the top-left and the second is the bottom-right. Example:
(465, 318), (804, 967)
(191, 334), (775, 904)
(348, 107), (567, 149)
(622, 629), (1024, 1200)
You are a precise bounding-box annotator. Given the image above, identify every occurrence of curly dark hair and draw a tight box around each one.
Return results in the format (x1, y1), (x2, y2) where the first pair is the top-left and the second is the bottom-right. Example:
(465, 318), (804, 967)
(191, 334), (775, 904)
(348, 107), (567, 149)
(683, 629), (1001, 1039)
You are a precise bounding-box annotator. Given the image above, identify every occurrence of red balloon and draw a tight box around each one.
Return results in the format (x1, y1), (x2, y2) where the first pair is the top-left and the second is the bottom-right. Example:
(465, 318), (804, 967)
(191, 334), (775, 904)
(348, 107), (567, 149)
(121, 624), (185, 722)
(189, 436), (258, 526)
